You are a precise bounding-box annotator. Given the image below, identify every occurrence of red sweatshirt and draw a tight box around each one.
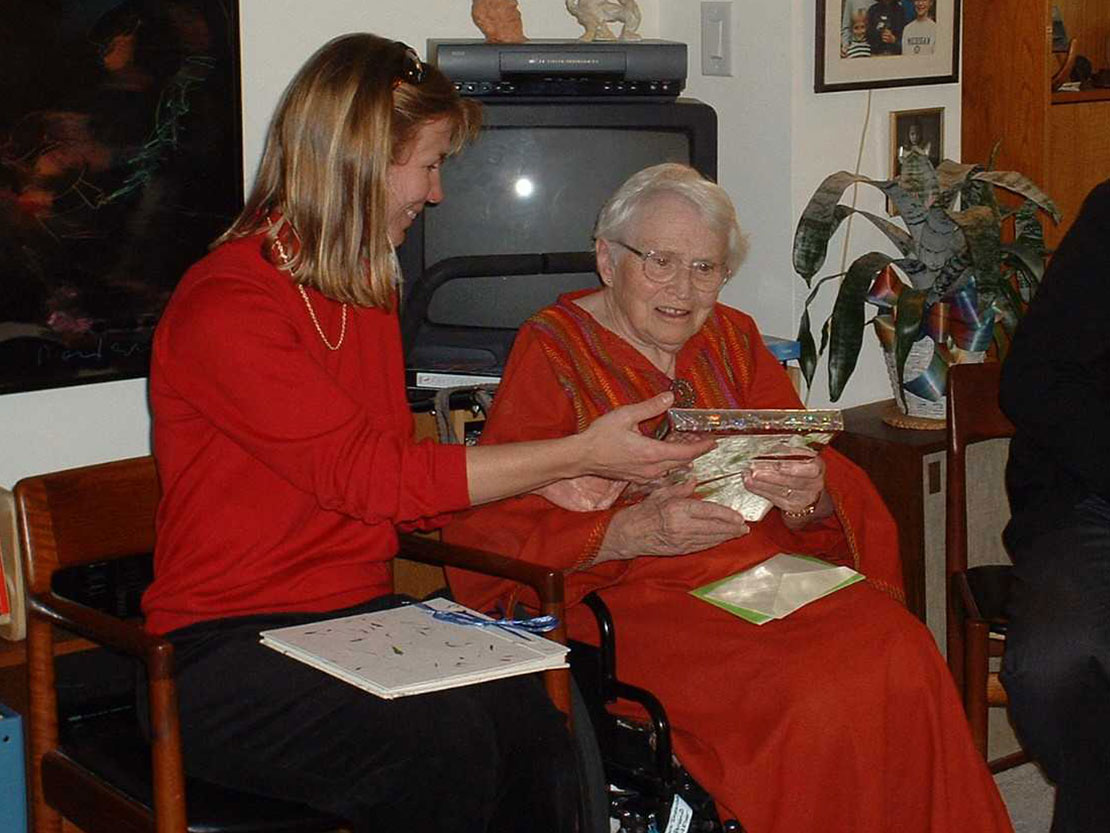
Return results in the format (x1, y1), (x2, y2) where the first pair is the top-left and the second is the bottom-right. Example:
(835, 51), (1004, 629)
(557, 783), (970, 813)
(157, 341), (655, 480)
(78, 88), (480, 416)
(143, 235), (469, 634)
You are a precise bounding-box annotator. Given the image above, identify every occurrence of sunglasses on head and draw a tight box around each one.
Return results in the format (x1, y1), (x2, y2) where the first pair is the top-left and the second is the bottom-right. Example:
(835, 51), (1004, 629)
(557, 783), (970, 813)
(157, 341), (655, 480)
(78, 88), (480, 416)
(393, 42), (427, 88)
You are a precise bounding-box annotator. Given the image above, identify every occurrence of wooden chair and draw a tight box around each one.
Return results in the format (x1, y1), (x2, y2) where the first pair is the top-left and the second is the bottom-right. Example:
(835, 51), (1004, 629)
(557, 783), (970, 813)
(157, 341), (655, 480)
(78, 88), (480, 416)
(15, 455), (569, 833)
(944, 362), (1024, 772)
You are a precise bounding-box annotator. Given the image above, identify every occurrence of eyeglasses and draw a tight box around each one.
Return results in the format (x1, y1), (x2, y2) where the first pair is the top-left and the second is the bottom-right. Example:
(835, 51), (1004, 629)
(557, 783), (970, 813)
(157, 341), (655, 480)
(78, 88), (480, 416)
(393, 42), (427, 88)
(609, 240), (730, 292)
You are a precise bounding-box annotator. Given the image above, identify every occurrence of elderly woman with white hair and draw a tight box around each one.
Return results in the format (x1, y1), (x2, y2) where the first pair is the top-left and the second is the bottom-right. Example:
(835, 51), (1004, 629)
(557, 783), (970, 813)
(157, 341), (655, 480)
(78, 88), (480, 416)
(446, 163), (1014, 833)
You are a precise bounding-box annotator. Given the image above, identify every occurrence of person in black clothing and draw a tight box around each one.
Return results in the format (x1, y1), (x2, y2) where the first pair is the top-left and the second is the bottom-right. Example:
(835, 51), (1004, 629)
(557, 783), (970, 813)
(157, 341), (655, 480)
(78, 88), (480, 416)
(999, 179), (1110, 833)
(867, 0), (906, 55)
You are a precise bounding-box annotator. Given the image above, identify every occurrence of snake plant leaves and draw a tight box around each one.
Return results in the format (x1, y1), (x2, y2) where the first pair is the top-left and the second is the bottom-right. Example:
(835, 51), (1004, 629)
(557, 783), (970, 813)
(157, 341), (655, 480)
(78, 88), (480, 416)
(926, 253), (973, 303)
(796, 308), (818, 389)
(848, 208), (916, 257)
(793, 174), (923, 285)
(892, 257), (929, 289)
(881, 180), (927, 227)
(937, 160), (980, 202)
(898, 150), (941, 208)
(1014, 201), (1047, 252)
(991, 279), (1027, 349)
(971, 170), (1061, 224)
(796, 272), (846, 389)
(893, 287), (928, 391)
(793, 173), (874, 283)
(950, 204), (1002, 286)
(912, 206), (963, 282)
(828, 252), (893, 401)
(1002, 239), (1046, 298)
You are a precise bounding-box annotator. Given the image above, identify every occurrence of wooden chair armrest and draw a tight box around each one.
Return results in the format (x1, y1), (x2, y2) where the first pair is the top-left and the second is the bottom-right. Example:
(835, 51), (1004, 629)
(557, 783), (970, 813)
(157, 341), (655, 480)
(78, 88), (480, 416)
(396, 533), (564, 610)
(28, 592), (174, 679)
(396, 533), (571, 717)
(26, 590), (186, 828)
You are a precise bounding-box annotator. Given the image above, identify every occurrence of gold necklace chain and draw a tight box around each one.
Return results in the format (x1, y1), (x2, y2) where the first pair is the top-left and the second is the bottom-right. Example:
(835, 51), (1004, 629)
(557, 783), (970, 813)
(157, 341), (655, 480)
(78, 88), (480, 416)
(272, 229), (349, 351)
(297, 284), (347, 351)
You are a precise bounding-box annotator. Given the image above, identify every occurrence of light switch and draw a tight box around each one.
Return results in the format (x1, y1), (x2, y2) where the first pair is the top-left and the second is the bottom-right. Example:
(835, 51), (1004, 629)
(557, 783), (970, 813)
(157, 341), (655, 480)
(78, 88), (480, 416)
(701, 1), (733, 77)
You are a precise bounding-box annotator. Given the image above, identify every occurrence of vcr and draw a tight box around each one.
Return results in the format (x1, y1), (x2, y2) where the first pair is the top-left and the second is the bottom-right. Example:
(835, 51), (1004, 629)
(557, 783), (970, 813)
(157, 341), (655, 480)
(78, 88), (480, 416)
(427, 39), (687, 98)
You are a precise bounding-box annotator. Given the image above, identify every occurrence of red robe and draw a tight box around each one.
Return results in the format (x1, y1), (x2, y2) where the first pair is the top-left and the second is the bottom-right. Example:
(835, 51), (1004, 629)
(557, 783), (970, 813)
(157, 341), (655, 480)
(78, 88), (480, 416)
(446, 291), (1012, 832)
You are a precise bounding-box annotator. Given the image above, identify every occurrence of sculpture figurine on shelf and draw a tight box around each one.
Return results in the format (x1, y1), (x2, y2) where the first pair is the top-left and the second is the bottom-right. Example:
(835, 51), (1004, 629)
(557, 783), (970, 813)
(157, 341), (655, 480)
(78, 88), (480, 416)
(565, 0), (642, 42)
(471, 0), (526, 43)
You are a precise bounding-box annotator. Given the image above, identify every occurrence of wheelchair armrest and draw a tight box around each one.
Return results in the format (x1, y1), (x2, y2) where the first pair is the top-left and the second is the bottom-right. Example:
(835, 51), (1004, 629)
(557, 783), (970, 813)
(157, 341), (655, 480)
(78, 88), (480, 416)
(610, 679), (674, 784)
(574, 591), (674, 786)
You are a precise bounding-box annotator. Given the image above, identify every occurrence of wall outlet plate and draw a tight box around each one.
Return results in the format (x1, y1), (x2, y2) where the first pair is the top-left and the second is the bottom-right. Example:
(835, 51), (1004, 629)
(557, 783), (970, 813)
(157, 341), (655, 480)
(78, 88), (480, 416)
(701, 1), (732, 77)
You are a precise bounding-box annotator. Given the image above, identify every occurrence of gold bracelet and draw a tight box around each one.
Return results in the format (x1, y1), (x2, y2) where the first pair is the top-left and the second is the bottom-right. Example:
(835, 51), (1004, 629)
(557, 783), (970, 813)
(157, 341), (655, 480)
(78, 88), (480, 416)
(781, 495), (821, 521)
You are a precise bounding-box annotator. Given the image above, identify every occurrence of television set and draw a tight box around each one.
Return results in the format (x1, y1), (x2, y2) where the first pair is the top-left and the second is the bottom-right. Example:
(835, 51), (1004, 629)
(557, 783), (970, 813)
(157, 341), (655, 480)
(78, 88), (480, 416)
(398, 98), (717, 393)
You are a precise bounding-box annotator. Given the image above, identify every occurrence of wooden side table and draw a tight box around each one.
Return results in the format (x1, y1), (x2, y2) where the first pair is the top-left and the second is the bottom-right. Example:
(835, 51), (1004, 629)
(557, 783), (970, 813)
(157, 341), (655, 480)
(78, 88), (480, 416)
(831, 400), (947, 635)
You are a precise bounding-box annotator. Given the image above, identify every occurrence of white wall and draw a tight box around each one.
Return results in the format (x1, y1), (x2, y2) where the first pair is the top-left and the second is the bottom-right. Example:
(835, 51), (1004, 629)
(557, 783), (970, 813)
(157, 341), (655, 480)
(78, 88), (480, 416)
(0, 0), (962, 486)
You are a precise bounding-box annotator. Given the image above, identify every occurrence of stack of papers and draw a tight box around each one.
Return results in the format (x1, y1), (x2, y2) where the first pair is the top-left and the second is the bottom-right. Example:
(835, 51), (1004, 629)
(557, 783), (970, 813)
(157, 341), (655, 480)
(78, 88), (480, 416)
(260, 598), (568, 699)
(691, 553), (863, 625)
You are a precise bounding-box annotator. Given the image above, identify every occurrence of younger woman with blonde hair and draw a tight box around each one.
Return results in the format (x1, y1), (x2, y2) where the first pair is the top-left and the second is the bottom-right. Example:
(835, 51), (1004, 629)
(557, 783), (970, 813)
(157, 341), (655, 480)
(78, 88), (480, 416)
(145, 33), (706, 832)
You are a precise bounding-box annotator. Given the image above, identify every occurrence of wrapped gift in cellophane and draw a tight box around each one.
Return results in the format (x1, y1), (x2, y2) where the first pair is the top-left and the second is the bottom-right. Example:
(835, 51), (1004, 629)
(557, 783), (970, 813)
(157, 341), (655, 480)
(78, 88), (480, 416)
(664, 409), (843, 522)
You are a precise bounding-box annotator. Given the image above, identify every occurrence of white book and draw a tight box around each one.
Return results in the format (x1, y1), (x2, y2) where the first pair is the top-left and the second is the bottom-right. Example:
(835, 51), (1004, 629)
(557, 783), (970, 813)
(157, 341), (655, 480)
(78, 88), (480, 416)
(259, 597), (568, 699)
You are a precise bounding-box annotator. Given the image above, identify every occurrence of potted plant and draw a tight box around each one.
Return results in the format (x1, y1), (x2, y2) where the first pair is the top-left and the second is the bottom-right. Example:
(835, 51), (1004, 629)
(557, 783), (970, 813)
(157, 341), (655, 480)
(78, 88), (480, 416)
(791, 149), (1060, 421)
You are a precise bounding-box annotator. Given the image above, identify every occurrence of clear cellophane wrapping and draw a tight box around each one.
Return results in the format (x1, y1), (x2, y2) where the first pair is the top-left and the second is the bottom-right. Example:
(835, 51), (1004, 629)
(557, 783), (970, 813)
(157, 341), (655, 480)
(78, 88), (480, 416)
(633, 409), (844, 521)
(666, 408), (844, 435)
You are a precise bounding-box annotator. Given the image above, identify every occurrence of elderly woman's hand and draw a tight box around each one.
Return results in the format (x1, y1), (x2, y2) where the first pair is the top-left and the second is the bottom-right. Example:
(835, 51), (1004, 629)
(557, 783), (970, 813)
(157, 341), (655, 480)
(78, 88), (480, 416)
(742, 449), (835, 529)
(593, 480), (749, 563)
(579, 392), (716, 484)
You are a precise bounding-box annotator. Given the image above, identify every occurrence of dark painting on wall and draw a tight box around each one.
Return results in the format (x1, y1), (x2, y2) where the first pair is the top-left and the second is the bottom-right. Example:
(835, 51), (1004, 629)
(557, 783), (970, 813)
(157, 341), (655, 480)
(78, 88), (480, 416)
(0, 0), (242, 394)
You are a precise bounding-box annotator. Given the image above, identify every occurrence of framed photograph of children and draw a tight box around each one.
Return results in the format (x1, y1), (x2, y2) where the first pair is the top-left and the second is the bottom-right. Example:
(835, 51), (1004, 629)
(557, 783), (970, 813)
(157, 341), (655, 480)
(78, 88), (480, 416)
(815, 0), (961, 93)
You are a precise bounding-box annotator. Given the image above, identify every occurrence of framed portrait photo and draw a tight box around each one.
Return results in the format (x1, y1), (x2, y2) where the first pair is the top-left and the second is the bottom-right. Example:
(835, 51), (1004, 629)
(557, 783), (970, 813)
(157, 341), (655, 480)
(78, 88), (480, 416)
(890, 107), (944, 179)
(816, 0), (961, 93)
(888, 107), (943, 214)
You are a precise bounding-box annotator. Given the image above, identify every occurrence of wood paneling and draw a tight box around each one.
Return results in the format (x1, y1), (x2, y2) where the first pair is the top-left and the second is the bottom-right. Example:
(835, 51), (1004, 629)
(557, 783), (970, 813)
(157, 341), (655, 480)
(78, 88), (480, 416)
(1047, 100), (1110, 230)
(963, 0), (1110, 247)
(962, 0), (1048, 186)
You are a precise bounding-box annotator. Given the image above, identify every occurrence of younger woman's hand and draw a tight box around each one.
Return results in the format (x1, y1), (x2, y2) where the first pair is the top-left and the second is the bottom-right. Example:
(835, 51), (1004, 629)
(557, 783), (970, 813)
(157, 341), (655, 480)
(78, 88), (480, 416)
(580, 393), (716, 484)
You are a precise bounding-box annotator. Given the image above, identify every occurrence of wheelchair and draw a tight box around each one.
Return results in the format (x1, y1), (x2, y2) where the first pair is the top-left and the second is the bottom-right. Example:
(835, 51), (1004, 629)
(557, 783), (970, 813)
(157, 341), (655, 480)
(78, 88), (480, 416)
(570, 591), (745, 833)
(413, 387), (745, 832)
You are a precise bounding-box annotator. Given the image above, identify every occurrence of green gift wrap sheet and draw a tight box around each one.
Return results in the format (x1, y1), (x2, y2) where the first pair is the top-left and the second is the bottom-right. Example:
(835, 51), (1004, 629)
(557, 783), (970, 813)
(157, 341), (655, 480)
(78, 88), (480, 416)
(691, 553), (864, 625)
